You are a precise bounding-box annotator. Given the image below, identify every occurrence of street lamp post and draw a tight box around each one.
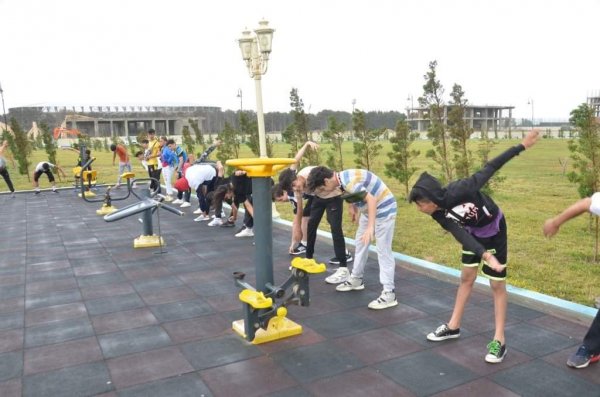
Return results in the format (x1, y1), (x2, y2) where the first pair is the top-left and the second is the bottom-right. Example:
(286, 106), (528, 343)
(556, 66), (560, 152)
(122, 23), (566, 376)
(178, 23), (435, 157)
(237, 89), (243, 113)
(527, 99), (534, 130)
(238, 20), (274, 158)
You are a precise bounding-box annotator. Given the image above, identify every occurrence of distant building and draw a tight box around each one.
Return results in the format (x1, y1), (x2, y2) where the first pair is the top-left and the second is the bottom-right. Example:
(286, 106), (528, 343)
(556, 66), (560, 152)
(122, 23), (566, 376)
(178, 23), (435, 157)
(7, 105), (218, 138)
(588, 91), (600, 118)
(407, 104), (514, 134)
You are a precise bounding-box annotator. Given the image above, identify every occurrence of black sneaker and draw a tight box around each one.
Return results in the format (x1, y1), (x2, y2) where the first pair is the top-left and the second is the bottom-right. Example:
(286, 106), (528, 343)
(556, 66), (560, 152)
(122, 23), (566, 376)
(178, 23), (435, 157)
(221, 220), (236, 228)
(329, 250), (353, 265)
(290, 243), (307, 256)
(427, 323), (461, 341)
(34, 190), (41, 195)
(52, 189), (59, 193)
(485, 339), (507, 363)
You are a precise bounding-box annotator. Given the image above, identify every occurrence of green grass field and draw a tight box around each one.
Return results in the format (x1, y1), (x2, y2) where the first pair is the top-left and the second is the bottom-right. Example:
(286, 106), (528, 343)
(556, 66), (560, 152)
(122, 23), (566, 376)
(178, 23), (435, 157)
(4, 139), (599, 306)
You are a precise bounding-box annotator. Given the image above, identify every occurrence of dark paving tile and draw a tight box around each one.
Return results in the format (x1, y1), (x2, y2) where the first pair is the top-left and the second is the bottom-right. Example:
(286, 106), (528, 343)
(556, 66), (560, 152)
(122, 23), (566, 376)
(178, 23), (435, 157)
(138, 285), (197, 306)
(431, 334), (533, 376)
(98, 325), (172, 359)
(25, 302), (87, 327)
(306, 367), (415, 397)
(430, 378), (520, 397)
(25, 277), (78, 295)
(131, 275), (184, 292)
(118, 373), (212, 397)
(0, 274), (25, 287)
(162, 313), (232, 343)
(72, 262), (118, 276)
(181, 334), (262, 370)
(376, 350), (478, 397)
(85, 293), (145, 316)
(25, 317), (94, 348)
(541, 346), (600, 386)
(257, 326), (327, 355)
(0, 378), (21, 397)
(389, 317), (459, 347)
(493, 360), (600, 397)
(23, 361), (113, 397)
(264, 387), (312, 397)
(284, 296), (344, 320)
(203, 291), (244, 312)
(271, 340), (365, 383)
(23, 336), (103, 375)
(26, 259), (70, 273)
(149, 299), (214, 322)
(356, 302), (428, 326)
(437, 304), (521, 334)
(0, 285), (24, 300)
(188, 279), (243, 297)
(0, 312), (23, 331)
(122, 265), (171, 281)
(107, 346), (194, 389)
(333, 328), (423, 365)
(92, 308), (158, 335)
(476, 300), (545, 321)
(529, 314), (589, 340)
(26, 268), (73, 283)
(0, 329), (23, 353)
(503, 322), (579, 357)
(80, 281), (136, 300)
(301, 311), (378, 339)
(25, 288), (82, 310)
(400, 291), (456, 315)
(77, 271), (127, 287)
(319, 288), (382, 310)
(0, 351), (22, 382)
(200, 355), (297, 397)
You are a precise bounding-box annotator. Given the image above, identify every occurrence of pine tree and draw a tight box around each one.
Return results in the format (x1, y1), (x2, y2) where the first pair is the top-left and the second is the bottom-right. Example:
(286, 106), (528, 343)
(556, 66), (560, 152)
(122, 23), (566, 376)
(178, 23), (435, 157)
(476, 128), (505, 195)
(288, 88), (317, 165)
(419, 60), (453, 183)
(189, 118), (204, 151)
(448, 84), (473, 179)
(352, 109), (383, 170)
(385, 119), (420, 198)
(181, 126), (195, 155)
(9, 118), (32, 180)
(243, 112), (273, 157)
(39, 123), (57, 165)
(322, 116), (345, 170)
(216, 122), (241, 174)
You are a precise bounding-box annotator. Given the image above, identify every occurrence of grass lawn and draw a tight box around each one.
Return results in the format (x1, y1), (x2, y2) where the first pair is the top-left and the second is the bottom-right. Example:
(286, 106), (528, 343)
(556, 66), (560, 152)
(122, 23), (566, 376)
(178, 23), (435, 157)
(4, 139), (599, 306)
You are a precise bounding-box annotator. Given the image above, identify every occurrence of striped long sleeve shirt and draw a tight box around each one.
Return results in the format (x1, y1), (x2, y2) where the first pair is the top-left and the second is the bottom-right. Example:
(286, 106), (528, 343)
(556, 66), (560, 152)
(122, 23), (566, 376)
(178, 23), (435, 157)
(338, 169), (397, 218)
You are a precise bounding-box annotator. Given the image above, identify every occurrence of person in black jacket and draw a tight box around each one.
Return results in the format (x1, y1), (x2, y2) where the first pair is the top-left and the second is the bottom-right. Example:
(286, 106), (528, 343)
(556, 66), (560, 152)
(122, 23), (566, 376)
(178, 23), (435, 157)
(408, 129), (540, 364)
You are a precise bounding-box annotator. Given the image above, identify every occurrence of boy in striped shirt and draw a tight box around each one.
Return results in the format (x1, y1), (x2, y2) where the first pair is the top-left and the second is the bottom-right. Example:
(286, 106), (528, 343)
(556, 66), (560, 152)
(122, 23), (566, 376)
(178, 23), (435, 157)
(307, 167), (398, 310)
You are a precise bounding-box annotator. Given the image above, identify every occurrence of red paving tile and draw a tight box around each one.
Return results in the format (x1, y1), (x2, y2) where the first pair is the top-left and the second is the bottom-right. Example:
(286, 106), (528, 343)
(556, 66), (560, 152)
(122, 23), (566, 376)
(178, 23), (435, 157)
(24, 336), (103, 375)
(91, 308), (158, 334)
(0, 328), (23, 353)
(25, 302), (87, 327)
(306, 367), (415, 397)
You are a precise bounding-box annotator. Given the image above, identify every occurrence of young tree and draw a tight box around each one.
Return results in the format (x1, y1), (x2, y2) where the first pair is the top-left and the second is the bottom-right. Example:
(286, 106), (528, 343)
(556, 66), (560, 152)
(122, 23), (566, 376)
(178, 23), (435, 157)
(243, 112), (273, 157)
(9, 118), (32, 180)
(419, 60), (453, 183)
(322, 115), (346, 170)
(39, 123), (58, 165)
(352, 109), (383, 170)
(476, 128), (505, 195)
(103, 137), (109, 152)
(289, 88), (317, 165)
(448, 84), (473, 179)
(189, 118), (204, 151)
(567, 103), (600, 199)
(217, 122), (241, 174)
(181, 125), (195, 155)
(385, 119), (420, 198)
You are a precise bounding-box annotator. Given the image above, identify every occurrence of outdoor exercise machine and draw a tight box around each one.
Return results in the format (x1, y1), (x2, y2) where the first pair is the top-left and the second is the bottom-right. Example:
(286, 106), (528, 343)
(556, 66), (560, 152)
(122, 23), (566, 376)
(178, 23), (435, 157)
(78, 156), (134, 215)
(103, 177), (184, 248)
(226, 157), (325, 344)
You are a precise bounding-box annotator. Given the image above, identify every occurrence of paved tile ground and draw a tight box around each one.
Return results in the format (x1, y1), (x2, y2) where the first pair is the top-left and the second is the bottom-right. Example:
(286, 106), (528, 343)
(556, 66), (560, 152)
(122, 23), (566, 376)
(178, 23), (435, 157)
(0, 189), (599, 397)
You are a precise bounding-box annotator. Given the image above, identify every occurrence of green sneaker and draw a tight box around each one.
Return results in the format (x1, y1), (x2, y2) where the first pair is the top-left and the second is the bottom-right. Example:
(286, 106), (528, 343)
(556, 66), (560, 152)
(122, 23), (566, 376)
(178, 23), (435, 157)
(485, 339), (507, 363)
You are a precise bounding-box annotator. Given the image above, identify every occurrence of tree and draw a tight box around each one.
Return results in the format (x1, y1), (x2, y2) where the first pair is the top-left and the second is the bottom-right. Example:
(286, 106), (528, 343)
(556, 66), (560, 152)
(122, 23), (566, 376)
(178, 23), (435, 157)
(181, 126), (195, 155)
(288, 88), (317, 165)
(243, 112), (273, 157)
(352, 109), (383, 170)
(476, 128), (505, 195)
(567, 103), (600, 261)
(217, 122), (241, 174)
(39, 123), (57, 166)
(189, 118), (204, 151)
(9, 118), (32, 180)
(448, 84), (473, 179)
(419, 60), (453, 183)
(385, 119), (420, 198)
(322, 115), (346, 170)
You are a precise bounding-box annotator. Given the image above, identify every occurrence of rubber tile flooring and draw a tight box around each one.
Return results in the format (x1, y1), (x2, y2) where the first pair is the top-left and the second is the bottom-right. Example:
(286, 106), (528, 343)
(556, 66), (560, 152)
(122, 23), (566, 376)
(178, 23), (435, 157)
(0, 190), (598, 396)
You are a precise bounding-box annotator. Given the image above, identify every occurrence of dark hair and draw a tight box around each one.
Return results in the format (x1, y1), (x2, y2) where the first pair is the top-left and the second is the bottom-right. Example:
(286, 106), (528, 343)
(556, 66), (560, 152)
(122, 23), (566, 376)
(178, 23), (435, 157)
(148, 129), (155, 134)
(278, 168), (296, 192)
(209, 183), (233, 210)
(408, 186), (431, 203)
(135, 150), (144, 157)
(306, 166), (334, 193)
(141, 139), (149, 144)
(110, 144), (117, 151)
(167, 139), (176, 145)
(85, 149), (91, 155)
(42, 163), (50, 171)
(271, 183), (286, 201)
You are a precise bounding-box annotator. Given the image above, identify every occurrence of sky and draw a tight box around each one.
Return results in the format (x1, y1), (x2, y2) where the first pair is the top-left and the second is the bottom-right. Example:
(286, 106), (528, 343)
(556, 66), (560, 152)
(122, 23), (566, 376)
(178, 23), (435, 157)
(1, 0), (599, 120)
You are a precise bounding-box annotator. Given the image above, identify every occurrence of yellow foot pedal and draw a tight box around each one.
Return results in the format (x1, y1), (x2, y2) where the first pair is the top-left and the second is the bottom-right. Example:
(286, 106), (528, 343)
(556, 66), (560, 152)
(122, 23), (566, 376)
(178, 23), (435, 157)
(239, 289), (273, 309)
(78, 191), (97, 198)
(133, 235), (164, 248)
(232, 307), (302, 344)
(96, 205), (117, 215)
(290, 257), (326, 274)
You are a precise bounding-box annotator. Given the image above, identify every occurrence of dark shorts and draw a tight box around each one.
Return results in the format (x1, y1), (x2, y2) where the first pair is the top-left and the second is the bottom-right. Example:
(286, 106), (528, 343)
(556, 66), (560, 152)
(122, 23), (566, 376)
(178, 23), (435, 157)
(461, 216), (507, 280)
(34, 169), (54, 183)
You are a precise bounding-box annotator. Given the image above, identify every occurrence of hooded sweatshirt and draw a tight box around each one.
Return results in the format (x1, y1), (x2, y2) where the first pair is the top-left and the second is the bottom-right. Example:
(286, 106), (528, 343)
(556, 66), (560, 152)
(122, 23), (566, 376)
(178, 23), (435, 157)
(412, 144), (526, 257)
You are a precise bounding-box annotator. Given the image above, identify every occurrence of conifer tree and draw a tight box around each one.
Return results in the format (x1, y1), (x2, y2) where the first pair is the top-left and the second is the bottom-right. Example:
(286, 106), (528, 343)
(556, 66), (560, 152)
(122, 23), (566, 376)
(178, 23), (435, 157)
(9, 118), (32, 180)
(189, 118), (204, 151)
(385, 119), (420, 198)
(39, 123), (57, 165)
(181, 126), (195, 155)
(448, 84), (473, 179)
(216, 122), (241, 174)
(352, 109), (383, 171)
(322, 116), (346, 170)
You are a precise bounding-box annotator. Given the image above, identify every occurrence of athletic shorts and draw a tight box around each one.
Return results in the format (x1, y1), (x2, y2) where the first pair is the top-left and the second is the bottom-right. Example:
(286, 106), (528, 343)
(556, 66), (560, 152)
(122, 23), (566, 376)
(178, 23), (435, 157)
(461, 216), (507, 280)
(33, 169), (54, 183)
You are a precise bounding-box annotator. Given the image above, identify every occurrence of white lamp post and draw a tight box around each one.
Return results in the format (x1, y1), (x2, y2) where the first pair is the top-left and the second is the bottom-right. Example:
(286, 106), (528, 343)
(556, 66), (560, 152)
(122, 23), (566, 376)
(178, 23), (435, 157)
(527, 98), (534, 130)
(238, 20), (274, 158)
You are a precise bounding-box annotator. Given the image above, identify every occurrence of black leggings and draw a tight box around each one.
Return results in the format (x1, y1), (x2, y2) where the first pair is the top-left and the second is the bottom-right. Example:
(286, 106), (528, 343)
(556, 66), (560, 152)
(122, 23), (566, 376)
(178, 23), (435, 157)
(306, 195), (347, 266)
(148, 165), (162, 193)
(0, 168), (14, 192)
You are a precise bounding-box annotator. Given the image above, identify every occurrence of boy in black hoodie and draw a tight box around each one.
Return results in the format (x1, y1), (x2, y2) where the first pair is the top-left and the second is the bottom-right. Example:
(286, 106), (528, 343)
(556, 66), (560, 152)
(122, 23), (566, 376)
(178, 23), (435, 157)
(408, 129), (539, 363)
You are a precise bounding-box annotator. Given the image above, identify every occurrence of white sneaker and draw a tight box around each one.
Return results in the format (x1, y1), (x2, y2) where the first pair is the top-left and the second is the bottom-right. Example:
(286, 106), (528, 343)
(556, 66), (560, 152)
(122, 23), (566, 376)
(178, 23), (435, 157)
(194, 214), (211, 222)
(172, 199), (183, 205)
(336, 276), (364, 291)
(235, 227), (254, 237)
(325, 267), (350, 284)
(208, 218), (223, 227)
(193, 208), (203, 214)
(163, 195), (174, 202)
(180, 202), (191, 208)
(368, 290), (398, 310)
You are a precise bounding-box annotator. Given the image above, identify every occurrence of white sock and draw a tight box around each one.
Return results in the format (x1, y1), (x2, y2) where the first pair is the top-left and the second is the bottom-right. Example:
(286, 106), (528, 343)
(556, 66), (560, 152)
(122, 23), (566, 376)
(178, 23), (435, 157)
(301, 240), (307, 246)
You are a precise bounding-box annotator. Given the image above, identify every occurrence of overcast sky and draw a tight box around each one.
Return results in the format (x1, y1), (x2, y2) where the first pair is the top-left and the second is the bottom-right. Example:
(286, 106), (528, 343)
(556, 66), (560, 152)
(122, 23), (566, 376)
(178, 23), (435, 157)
(1, 0), (599, 120)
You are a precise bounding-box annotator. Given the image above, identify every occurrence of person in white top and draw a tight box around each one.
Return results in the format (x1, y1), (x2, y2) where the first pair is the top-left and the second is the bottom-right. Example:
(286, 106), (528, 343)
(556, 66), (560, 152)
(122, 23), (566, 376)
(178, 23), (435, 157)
(174, 162), (223, 221)
(33, 161), (66, 194)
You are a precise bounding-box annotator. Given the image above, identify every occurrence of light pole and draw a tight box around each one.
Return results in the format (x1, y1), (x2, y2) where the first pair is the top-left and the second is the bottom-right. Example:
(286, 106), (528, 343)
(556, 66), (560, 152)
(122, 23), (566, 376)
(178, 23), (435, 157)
(237, 89), (243, 113)
(527, 98), (534, 130)
(238, 20), (274, 158)
(0, 81), (8, 132)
